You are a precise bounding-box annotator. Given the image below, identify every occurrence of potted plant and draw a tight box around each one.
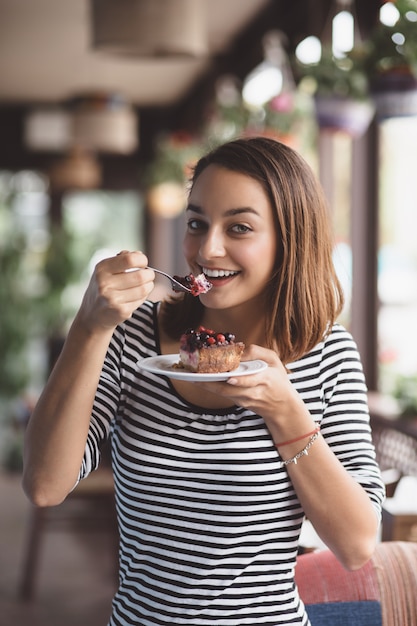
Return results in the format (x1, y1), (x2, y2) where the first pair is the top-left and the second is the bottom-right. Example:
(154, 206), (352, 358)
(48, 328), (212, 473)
(358, 0), (417, 119)
(393, 372), (417, 416)
(295, 46), (376, 137)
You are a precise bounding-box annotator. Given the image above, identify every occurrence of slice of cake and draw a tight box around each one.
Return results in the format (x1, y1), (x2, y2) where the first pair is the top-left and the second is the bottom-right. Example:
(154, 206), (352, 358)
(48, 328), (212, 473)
(178, 326), (245, 373)
(173, 273), (212, 296)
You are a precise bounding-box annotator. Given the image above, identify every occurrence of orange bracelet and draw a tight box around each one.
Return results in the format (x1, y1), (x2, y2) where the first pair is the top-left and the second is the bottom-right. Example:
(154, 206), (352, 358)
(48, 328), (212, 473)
(275, 425), (320, 448)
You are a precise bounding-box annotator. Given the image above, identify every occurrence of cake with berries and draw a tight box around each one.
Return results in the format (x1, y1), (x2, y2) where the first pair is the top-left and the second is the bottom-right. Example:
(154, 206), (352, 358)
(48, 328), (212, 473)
(173, 272), (212, 296)
(178, 326), (245, 373)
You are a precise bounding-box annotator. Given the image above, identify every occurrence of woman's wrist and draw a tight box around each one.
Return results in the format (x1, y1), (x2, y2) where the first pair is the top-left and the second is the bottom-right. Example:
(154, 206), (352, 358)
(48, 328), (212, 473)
(275, 425), (320, 448)
(263, 387), (317, 446)
(278, 430), (321, 467)
(71, 309), (116, 341)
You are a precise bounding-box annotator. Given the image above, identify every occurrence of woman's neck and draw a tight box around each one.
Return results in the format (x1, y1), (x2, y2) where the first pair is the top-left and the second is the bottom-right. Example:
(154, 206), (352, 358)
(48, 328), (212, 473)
(201, 304), (268, 347)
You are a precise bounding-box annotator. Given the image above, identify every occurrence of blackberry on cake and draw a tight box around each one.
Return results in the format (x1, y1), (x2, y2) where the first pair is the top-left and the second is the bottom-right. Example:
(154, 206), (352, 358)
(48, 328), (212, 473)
(178, 326), (245, 373)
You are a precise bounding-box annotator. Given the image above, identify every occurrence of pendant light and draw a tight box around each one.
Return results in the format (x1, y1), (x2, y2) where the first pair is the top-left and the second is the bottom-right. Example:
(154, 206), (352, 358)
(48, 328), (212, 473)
(90, 0), (207, 58)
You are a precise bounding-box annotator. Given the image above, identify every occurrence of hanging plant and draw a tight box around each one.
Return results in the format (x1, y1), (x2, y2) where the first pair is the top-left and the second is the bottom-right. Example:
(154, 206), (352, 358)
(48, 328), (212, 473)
(296, 47), (375, 137)
(142, 131), (204, 218)
(203, 73), (309, 149)
(360, 0), (417, 82)
(143, 131), (203, 188)
(355, 0), (417, 118)
(297, 47), (371, 100)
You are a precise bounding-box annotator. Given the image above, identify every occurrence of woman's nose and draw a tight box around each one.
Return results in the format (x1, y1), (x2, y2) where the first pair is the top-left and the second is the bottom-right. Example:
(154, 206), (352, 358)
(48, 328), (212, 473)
(199, 229), (226, 259)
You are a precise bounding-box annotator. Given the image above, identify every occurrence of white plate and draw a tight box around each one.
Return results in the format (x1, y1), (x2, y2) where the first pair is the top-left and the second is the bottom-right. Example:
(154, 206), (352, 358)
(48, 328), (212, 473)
(137, 354), (268, 381)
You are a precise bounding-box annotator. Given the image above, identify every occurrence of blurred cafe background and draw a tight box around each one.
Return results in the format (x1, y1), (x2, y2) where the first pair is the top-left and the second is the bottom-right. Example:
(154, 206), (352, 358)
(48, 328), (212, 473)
(1, 1), (417, 624)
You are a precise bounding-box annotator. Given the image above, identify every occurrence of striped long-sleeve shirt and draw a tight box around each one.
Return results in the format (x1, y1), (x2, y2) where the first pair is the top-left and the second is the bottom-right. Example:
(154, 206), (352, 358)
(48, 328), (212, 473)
(81, 300), (385, 625)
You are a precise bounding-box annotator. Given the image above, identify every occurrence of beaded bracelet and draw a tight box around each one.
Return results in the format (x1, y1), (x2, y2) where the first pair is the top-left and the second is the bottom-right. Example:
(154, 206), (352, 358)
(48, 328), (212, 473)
(275, 425), (320, 448)
(279, 431), (320, 467)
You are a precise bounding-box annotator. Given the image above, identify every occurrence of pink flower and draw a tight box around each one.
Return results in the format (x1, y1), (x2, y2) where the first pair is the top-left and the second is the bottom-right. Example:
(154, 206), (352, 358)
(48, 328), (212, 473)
(268, 93), (294, 112)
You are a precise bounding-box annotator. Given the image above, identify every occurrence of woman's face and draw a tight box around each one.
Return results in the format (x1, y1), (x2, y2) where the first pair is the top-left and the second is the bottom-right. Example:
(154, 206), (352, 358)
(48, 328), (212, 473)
(184, 164), (277, 311)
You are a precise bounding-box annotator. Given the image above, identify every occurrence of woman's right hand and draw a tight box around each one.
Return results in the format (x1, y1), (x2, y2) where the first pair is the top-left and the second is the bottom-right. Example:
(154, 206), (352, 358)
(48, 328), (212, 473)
(77, 250), (156, 333)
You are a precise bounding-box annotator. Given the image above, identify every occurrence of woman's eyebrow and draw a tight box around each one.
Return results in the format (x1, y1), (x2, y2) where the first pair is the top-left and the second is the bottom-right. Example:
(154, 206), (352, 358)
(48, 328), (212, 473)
(186, 203), (260, 217)
(186, 203), (203, 214)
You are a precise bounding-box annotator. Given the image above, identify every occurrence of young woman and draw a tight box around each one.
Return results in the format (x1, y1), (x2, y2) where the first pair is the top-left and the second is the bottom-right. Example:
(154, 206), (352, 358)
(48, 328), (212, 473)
(23, 137), (385, 625)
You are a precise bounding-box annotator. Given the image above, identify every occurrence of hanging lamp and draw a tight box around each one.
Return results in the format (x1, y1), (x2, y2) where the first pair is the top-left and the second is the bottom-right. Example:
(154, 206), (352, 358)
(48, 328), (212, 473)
(90, 0), (207, 58)
(48, 147), (102, 191)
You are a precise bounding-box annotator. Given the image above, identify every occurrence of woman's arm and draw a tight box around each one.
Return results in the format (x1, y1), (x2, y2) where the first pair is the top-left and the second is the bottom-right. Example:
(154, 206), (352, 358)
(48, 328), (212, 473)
(280, 428), (381, 571)
(22, 251), (155, 506)
(198, 342), (384, 571)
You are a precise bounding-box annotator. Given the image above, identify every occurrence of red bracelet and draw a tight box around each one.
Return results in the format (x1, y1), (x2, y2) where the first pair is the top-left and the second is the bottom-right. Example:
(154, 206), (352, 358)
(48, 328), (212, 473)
(275, 425), (320, 448)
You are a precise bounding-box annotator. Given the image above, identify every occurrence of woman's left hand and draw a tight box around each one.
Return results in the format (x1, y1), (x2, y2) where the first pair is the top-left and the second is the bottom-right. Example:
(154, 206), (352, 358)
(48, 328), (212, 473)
(195, 344), (308, 425)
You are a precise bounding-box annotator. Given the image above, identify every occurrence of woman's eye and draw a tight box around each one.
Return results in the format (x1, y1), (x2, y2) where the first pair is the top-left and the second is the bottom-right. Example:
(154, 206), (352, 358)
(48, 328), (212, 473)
(186, 218), (207, 232)
(230, 223), (251, 234)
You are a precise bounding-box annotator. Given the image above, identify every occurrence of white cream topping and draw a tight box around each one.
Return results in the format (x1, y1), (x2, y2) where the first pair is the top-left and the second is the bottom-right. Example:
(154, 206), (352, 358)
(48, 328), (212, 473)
(194, 273), (212, 291)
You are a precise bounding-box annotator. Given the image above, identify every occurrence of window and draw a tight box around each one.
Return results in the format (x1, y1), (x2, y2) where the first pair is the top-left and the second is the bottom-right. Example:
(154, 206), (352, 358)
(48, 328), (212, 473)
(377, 117), (417, 395)
(61, 189), (145, 314)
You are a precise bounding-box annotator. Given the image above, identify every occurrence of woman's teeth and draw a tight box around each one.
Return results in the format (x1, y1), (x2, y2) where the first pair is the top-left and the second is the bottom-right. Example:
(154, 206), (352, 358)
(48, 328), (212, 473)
(202, 268), (238, 278)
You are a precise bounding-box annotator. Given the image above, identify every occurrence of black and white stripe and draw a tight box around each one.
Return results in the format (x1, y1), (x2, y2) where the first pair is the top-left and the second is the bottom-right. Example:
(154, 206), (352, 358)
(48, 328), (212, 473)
(82, 300), (384, 625)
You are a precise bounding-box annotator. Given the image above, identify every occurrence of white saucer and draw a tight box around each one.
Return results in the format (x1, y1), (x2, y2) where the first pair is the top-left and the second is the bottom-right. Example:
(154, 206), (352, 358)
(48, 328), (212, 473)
(137, 354), (268, 382)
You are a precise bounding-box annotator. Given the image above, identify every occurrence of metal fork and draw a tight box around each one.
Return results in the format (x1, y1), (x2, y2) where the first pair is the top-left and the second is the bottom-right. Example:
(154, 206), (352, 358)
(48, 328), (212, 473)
(148, 266), (193, 293)
(125, 266), (192, 293)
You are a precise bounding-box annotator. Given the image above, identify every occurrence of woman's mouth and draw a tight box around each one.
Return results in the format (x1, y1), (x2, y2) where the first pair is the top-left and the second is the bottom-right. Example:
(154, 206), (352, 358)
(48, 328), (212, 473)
(201, 267), (240, 282)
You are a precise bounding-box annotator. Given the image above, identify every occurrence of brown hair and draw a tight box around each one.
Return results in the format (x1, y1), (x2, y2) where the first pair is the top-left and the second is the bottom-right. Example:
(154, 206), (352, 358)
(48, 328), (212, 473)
(161, 136), (344, 364)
